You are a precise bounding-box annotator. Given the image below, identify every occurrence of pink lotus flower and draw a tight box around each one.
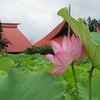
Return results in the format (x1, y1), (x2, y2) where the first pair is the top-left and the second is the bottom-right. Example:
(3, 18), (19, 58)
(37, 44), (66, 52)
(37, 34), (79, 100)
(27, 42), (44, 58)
(45, 34), (85, 74)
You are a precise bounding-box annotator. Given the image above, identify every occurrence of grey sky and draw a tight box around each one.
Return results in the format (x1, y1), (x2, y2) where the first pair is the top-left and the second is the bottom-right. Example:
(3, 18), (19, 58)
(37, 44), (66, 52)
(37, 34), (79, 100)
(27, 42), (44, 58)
(0, 0), (100, 44)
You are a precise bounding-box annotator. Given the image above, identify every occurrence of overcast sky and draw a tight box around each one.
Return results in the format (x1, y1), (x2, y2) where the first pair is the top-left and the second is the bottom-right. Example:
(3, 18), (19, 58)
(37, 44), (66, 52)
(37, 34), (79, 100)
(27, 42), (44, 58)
(0, 0), (100, 44)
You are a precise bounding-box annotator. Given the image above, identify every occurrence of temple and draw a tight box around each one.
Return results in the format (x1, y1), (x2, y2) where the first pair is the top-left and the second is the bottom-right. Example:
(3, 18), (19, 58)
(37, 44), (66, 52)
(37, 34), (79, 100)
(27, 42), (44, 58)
(33, 20), (73, 47)
(2, 23), (32, 53)
(2, 20), (73, 53)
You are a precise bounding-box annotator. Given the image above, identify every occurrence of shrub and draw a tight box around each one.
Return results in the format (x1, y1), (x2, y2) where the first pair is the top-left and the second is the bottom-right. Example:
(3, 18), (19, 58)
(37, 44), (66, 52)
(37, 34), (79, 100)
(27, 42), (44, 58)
(24, 45), (54, 55)
(39, 44), (54, 55)
(24, 46), (39, 54)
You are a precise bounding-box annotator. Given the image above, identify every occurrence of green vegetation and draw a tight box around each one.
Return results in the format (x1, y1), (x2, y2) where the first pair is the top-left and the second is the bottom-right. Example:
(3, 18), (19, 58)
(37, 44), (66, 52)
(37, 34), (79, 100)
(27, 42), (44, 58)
(24, 44), (54, 55)
(0, 52), (99, 100)
(0, 52), (54, 72)
(84, 16), (100, 32)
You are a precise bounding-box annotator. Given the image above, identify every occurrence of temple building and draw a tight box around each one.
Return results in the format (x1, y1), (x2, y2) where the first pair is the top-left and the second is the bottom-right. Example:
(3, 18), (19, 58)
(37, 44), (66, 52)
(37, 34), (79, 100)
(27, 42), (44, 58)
(2, 23), (32, 53)
(33, 20), (73, 47)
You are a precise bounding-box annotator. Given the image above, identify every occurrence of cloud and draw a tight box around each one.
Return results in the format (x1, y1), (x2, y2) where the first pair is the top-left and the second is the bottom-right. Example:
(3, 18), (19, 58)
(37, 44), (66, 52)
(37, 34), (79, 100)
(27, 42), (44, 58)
(0, 0), (100, 44)
(68, 0), (100, 19)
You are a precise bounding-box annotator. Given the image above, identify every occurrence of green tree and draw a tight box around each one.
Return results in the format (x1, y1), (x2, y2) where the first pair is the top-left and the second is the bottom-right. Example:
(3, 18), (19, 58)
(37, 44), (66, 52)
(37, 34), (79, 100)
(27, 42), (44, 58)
(84, 16), (100, 32)
(0, 21), (11, 51)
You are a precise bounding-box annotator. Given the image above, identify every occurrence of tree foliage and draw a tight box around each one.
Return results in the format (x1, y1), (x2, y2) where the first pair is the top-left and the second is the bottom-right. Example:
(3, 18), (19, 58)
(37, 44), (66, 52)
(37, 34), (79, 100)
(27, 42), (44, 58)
(0, 21), (11, 51)
(84, 16), (100, 32)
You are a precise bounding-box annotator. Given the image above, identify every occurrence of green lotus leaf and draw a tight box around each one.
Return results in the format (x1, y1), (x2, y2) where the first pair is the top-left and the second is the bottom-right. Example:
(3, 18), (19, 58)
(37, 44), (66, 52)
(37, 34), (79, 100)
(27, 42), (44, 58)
(90, 32), (100, 45)
(57, 8), (100, 70)
(78, 77), (100, 100)
(65, 93), (76, 100)
(0, 70), (66, 100)
(0, 57), (15, 71)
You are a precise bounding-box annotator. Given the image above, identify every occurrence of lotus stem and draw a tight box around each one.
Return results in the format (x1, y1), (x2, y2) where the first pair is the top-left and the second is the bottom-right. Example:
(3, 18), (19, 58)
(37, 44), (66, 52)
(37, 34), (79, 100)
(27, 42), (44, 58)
(88, 66), (94, 100)
(71, 62), (80, 100)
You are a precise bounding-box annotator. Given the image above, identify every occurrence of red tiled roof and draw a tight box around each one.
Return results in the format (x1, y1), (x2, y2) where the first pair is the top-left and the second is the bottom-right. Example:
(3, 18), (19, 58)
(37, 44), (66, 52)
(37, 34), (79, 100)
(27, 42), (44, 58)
(96, 27), (100, 33)
(2, 23), (32, 52)
(33, 20), (72, 47)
